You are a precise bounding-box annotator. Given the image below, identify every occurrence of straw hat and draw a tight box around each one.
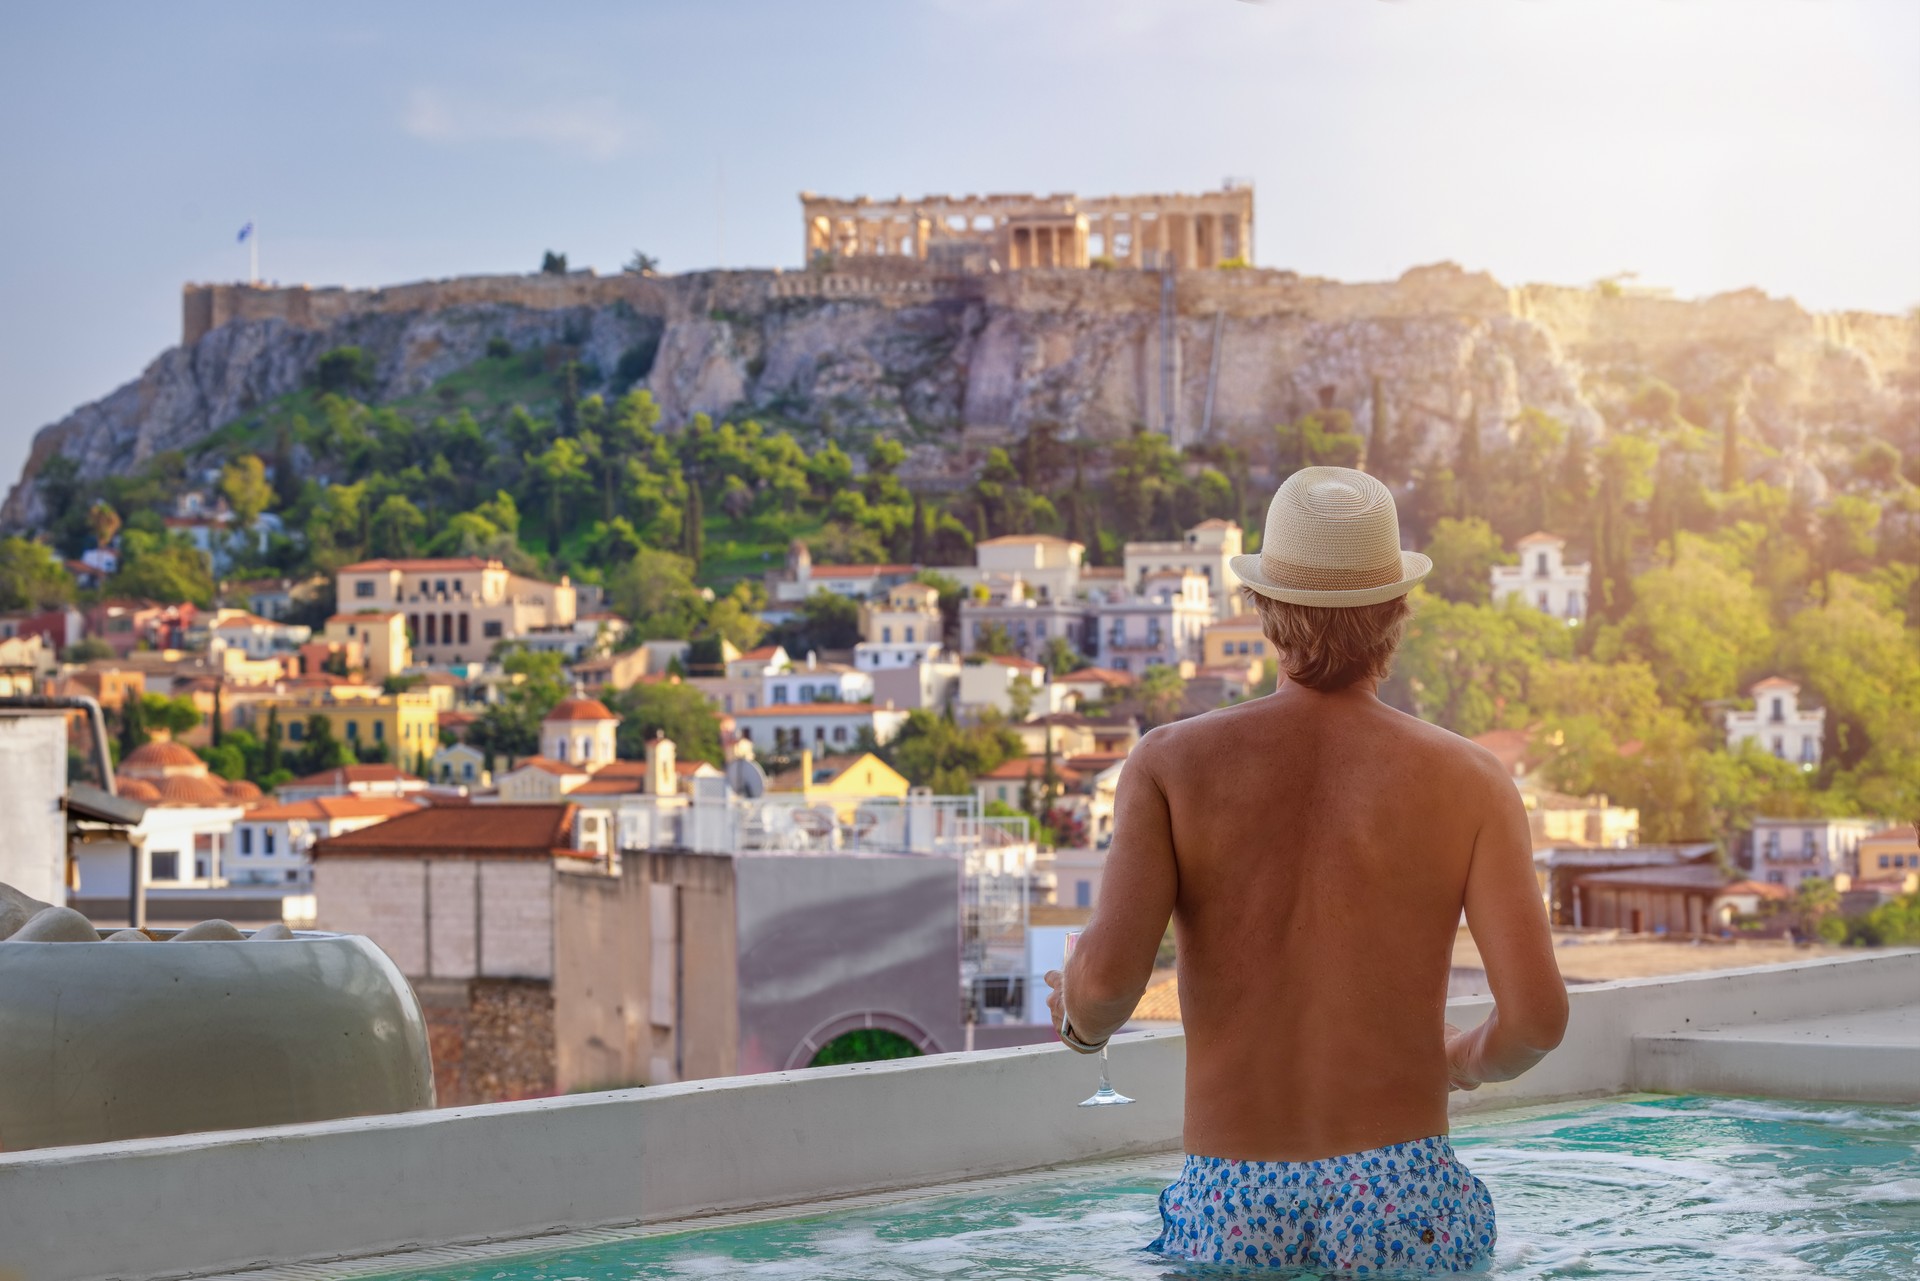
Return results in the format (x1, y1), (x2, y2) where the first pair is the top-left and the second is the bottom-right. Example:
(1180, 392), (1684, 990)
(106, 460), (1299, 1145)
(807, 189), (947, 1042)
(1229, 467), (1431, 607)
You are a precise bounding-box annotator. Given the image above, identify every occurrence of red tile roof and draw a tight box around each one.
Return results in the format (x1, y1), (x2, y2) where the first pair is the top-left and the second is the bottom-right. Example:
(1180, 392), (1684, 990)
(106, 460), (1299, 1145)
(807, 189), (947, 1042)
(246, 796), (425, 823)
(312, 803), (578, 859)
(1061, 666), (1136, 688)
(504, 756), (585, 777)
(282, 763), (424, 789)
(737, 645), (785, 662)
(809, 564), (916, 577)
(337, 557), (493, 573)
(733, 703), (893, 717)
(1749, 677), (1800, 691)
(543, 697), (619, 723)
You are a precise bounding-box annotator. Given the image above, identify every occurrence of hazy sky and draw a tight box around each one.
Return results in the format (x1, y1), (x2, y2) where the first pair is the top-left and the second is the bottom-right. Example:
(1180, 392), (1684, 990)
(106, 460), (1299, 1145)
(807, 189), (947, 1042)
(3, 0), (1916, 487)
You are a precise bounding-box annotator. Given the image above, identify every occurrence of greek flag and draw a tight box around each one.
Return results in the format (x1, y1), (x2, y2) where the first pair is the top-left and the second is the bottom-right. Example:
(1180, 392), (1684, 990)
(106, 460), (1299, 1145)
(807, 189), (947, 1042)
(236, 222), (254, 244)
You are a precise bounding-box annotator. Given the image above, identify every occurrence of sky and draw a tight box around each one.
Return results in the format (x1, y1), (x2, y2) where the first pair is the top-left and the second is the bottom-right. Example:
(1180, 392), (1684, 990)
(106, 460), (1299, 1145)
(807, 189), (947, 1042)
(2, 0), (1917, 487)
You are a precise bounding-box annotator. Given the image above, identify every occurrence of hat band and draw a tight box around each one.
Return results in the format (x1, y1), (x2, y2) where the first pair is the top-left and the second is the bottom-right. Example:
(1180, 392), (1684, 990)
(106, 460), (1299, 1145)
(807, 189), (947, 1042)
(1258, 552), (1403, 593)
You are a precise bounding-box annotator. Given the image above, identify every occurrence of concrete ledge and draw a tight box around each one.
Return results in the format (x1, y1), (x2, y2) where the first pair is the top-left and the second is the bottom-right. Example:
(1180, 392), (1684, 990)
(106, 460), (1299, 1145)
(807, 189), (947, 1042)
(3, 950), (1916, 1281)
(1634, 1004), (1920, 1104)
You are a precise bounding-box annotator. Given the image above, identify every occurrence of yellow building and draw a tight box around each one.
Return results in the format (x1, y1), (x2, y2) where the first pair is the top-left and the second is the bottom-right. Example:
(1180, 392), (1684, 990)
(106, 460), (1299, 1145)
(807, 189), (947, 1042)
(267, 690), (441, 771)
(1201, 616), (1273, 667)
(324, 611), (412, 684)
(768, 750), (910, 817)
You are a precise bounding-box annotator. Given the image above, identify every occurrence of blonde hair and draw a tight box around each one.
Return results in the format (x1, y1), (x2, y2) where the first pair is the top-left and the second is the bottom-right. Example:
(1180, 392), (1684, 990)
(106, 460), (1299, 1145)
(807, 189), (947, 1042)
(1243, 588), (1413, 692)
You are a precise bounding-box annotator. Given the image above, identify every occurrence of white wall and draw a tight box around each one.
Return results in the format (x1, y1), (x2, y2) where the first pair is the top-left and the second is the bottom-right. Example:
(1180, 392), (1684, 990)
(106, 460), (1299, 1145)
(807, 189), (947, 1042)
(0, 712), (67, 903)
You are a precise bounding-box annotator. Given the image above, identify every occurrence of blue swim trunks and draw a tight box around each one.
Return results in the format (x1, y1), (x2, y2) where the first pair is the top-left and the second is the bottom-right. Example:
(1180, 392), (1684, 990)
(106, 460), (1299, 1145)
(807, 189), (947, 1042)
(1148, 1135), (1495, 1273)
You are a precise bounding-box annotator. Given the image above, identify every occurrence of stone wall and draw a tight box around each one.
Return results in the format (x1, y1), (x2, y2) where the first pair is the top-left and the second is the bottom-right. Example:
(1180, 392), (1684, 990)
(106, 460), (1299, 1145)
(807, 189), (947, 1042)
(417, 977), (556, 1106)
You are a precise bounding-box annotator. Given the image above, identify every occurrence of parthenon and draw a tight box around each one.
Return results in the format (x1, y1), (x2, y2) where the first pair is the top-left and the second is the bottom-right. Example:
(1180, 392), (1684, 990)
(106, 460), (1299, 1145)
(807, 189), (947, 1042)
(800, 184), (1254, 272)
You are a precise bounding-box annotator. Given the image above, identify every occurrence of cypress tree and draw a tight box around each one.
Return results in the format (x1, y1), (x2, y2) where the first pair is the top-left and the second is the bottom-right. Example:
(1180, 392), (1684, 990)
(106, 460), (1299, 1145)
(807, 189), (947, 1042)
(910, 493), (928, 564)
(1368, 375), (1395, 482)
(263, 707), (280, 776)
(683, 482), (704, 569)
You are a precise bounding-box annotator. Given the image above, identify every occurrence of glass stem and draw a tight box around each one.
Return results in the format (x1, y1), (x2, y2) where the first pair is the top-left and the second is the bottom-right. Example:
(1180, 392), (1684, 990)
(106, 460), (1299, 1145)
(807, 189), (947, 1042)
(1097, 1044), (1112, 1093)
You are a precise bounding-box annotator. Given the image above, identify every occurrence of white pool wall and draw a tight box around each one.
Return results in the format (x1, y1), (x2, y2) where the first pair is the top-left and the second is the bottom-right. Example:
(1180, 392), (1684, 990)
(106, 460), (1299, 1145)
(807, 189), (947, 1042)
(1, 951), (1914, 1281)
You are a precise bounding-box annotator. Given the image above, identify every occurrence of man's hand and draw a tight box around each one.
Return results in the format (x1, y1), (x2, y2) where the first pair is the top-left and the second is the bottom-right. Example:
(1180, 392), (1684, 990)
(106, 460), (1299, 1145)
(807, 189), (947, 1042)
(1044, 969), (1099, 1054)
(1443, 1021), (1481, 1093)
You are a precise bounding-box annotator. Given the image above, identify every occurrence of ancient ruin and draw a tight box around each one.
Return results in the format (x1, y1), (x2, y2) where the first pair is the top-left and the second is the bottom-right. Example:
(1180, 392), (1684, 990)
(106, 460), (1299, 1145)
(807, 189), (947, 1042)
(800, 185), (1255, 272)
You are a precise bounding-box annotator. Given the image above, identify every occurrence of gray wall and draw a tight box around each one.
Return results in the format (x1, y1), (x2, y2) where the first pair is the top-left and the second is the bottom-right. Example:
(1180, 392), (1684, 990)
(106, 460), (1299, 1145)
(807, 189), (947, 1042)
(734, 853), (963, 1072)
(0, 711), (67, 904)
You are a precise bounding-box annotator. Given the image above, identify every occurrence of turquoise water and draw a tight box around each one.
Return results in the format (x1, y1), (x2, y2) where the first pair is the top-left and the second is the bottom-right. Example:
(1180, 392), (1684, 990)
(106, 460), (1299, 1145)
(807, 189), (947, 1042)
(370, 1097), (1920, 1279)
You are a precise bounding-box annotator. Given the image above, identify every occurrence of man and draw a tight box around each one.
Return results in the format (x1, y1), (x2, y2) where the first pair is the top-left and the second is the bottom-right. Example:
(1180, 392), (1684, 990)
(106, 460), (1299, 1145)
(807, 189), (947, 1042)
(1048, 466), (1566, 1273)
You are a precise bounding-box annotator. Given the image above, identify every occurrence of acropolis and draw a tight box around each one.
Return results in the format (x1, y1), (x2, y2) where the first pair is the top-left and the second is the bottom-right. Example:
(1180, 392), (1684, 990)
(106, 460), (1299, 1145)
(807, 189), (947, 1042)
(800, 184), (1255, 272)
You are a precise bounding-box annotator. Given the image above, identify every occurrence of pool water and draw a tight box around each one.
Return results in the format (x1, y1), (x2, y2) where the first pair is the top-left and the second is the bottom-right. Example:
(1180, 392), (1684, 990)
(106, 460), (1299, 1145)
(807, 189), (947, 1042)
(368, 1096), (1920, 1280)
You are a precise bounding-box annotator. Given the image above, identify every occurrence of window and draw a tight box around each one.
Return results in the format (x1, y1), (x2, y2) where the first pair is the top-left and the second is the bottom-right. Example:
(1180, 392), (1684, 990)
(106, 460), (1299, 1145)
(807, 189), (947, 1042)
(1536, 552), (1549, 577)
(1075, 880), (1091, 908)
(483, 620), (503, 639)
(454, 579), (463, 595)
(1771, 736), (1785, 758)
(1764, 831), (1780, 860)
(1537, 591), (1550, 610)
(905, 626), (916, 643)
(814, 726), (826, 741)
(882, 626), (893, 643)
(289, 721), (305, 741)
(150, 851), (180, 880)
(286, 869), (299, 883)
(239, 828), (253, 855)
(355, 581), (375, 598)
(264, 832), (276, 856)
(374, 721), (385, 742)
(424, 615), (437, 644)
(1771, 698), (1785, 722)
(346, 720), (360, 740)
(772, 687), (789, 705)
(832, 726), (847, 743)
(458, 614), (469, 645)
(434, 579), (447, 595)
(462, 762), (474, 780)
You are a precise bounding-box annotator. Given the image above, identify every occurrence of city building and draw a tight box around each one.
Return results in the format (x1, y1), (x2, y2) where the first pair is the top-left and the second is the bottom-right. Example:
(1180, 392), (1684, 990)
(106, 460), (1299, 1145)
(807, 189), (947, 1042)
(275, 763), (429, 803)
(228, 795), (424, 888)
(854, 582), (945, 671)
(766, 750), (911, 809)
(518, 613), (631, 662)
(802, 185), (1254, 272)
(1051, 666), (1135, 710)
(540, 697), (620, 767)
(570, 646), (651, 695)
(85, 601), (198, 657)
(958, 577), (1089, 662)
(1568, 864), (1741, 936)
(1089, 570), (1211, 672)
(323, 612), (411, 683)
(205, 610), (312, 660)
(1123, 520), (1246, 619)
(1856, 825), (1920, 880)
(1725, 677), (1826, 766)
(334, 557), (577, 667)
(1201, 616), (1273, 668)
(732, 703), (911, 753)
(765, 655), (873, 707)
(429, 742), (490, 789)
(1748, 816), (1880, 889)
(76, 737), (256, 892)
(264, 690), (441, 773)
(765, 541), (917, 607)
(966, 534), (1085, 603)
(869, 654), (961, 714)
(1490, 532), (1589, 622)
(955, 655), (1050, 720)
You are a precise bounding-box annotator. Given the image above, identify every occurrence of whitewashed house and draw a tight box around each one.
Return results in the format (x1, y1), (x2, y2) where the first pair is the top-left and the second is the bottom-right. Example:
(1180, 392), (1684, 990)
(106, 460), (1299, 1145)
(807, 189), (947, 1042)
(1490, 532), (1589, 622)
(1725, 677), (1825, 767)
(1749, 816), (1881, 889)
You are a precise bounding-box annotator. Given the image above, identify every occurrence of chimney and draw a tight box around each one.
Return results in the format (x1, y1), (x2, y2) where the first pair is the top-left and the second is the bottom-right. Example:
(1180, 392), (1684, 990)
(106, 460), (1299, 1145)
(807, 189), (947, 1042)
(645, 730), (677, 795)
(807, 650), (817, 671)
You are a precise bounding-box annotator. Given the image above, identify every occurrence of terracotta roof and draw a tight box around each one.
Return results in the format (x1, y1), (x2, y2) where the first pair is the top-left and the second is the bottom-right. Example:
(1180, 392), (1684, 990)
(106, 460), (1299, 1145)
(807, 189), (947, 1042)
(1064, 753), (1128, 772)
(591, 758), (650, 778)
(543, 697), (619, 723)
(312, 803), (578, 859)
(977, 535), (1078, 547)
(1515, 531), (1565, 546)
(1470, 728), (1537, 776)
(505, 756), (586, 777)
(1080, 566), (1124, 579)
(1133, 972), (1181, 1022)
(115, 778), (161, 803)
(337, 557), (493, 573)
(156, 775), (233, 807)
(1718, 880), (1791, 900)
(213, 612), (281, 629)
(569, 777), (645, 795)
(282, 764), (423, 789)
(1749, 677), (1800, 692)
(976, 756), (1081, 782)
(734, 703), (892, 717)
(1191, 519), (1237, 530)
(121, 740), (204, 772)
(982, 654), (1043, 670)
(223, 779), (263, 802)
(246, 796), (425, 823)
(1863, 826), (1919, 844)
(809, 563), (916, 577)
(1061, 667), (1136, 688)
(737, 646), (784, 662)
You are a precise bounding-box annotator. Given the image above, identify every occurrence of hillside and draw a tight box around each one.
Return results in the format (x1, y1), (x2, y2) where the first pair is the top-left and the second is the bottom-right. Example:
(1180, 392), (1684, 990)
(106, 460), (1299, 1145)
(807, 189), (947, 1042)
(9, 261), (1918, 530)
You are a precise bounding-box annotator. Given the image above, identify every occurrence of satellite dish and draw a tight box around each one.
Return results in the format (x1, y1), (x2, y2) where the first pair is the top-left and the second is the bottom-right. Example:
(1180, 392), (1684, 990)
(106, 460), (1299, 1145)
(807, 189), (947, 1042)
(727, 758), (767, 799)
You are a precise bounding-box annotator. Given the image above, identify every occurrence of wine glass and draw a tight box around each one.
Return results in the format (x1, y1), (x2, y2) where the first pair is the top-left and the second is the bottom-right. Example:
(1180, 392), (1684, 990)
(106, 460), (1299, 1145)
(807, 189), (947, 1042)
(1065, 930), (1134, 1107)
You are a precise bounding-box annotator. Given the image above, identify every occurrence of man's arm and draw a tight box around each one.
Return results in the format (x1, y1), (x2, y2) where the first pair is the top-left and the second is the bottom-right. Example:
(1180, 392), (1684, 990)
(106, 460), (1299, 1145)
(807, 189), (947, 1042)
(1448, 760), (1568, 1088)
(1046, 732), (1178, 1049)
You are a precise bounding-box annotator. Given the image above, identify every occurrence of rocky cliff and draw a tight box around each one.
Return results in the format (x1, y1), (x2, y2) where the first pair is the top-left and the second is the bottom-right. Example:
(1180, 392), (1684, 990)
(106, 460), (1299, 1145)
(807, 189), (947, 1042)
(8, 261), (1916, 527)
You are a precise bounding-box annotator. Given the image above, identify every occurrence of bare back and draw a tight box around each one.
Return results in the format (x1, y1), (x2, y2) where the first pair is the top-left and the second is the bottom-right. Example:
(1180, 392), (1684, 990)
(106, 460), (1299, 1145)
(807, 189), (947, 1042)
(1068, 683), (1563, 1163)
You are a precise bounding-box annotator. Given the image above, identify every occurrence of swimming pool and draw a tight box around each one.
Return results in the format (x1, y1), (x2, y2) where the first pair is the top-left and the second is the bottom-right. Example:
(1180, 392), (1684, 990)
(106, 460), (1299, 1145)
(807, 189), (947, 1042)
(353, 1096), (1920, 1280)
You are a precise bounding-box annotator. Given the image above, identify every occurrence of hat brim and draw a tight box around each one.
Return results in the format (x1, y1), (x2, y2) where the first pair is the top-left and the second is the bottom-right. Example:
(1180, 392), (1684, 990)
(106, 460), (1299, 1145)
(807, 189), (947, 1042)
(1229, 551), (1432, 608)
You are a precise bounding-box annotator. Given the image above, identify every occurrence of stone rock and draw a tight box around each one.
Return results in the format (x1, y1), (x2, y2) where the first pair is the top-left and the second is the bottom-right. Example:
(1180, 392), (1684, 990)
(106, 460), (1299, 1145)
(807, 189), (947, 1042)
(104, 928), (154, 942)
(7, 906), (101, 942)
(249, 922), (296, 941)
(170, 919), (246, 942)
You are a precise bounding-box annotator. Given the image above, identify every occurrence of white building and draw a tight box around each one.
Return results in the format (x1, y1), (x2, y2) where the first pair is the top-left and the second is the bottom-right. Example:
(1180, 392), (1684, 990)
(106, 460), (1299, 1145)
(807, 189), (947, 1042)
(854, 582), (945, 671)
(1122, 519), (1246, 619)
(1490, 532), (1589, 622)
(957, 577), (1091, 662)
(541, 697), (621, 767)
(960, 534), (1085, 604)
(1725, 677), (1826, 767)
(275, 763), (430, 803)
(766, 542), (918, 606)
(429, 742), (490, 789)
(228, 796), (423, 888)
(870, 657), (962, 713)
(206, 610), (312, 660)
(1090, 570), (1212, 672)
(334, 556), (577, 667)
(1749, 816), (1881, 889)
(955, 656), (1051, 719)
(766, 655), (874, 707)
(732, 702), (911, 754)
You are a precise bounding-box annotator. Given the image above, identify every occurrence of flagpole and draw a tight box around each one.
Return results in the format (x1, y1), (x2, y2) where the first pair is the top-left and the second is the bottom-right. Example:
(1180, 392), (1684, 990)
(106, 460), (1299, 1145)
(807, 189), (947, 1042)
(249, 218), (259, 286)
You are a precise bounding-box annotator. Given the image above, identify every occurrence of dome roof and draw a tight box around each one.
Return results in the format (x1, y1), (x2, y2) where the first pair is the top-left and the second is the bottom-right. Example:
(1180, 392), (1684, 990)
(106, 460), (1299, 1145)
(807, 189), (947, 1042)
(156, 775), (231, 807)
(114, 778), (161, 803)
(121, 739), (205, 776)
(543, 697), (619, 724)
(223, 778), (263, 802)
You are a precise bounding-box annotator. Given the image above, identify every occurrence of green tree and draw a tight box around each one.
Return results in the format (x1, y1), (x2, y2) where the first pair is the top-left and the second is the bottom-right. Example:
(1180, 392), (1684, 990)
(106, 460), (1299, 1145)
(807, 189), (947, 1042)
(528, 437), (591, 556)
(1390, 592), (1572, 736)
(1038, 635), (1082, 677)
(973, 621), (1015, 656)
(107, 534), (214, 606)
(775, 590), (863, 655)
(607, 682), (724, 765)
(139, 693), (202, 739)
(1138, 664), (1188, 726)
(1274, 410), (1365, 476)
(87, 501), (122, 550)
(1422, 517), (1509, 605)
(219, 455), (275, 528)
(885, 709), (1023, 794)
(607, 548), (706, 641)
(540, 250), (568, 275)
(0, 536), (75, 610)
(295, 714), (355, 775)
(1592, 534), (1772, 712)
(314, 347), (376, 397)
(367, 494), (427, 558)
